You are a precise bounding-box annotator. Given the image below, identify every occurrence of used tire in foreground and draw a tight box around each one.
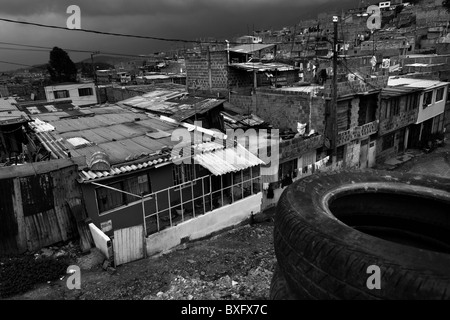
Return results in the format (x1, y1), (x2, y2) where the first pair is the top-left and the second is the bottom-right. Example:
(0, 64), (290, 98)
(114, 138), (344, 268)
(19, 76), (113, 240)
(272, 170), (450, 300)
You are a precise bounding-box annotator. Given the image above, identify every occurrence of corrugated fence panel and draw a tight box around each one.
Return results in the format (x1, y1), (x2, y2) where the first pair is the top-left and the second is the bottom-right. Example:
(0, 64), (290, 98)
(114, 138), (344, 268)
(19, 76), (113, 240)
(0, 162), (87, 254)
(0, 178), (18, 254)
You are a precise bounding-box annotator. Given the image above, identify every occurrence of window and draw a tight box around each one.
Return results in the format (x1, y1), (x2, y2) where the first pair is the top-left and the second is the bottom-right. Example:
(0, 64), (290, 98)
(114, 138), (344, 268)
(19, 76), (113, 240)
(53, 90), (69, 99)
(78, 87), (93, 96)
(173, 164), (195, 186)
(423, 91), (433, 108)
(96, 182), (125, 213)
(124, 174), (151, 202)
(384, 98), (399, 118)
(96, 174), (152, 214)
(382, 133), (395, 151)
(406, 94), (418, 111)
(436, 87), (445, 102)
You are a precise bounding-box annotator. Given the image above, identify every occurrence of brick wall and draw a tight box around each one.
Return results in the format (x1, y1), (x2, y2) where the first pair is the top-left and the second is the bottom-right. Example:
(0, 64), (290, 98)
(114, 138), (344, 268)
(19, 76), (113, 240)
(323, 75), (388, 98)
(345, 140), (360, 168)
(104, 86), (146, 103)
(416, 7), (450, 26)
(279, 134), (324, 162)
(230, 89), (326, 133)
(379, 98), (418, 136)
(376, 131), (401, 163)
(185, 50), (229, 95)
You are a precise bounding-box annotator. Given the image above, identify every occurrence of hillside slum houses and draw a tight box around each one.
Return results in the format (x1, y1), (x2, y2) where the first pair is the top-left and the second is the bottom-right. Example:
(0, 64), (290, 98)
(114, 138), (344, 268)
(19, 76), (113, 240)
(1, 0), (449, 265)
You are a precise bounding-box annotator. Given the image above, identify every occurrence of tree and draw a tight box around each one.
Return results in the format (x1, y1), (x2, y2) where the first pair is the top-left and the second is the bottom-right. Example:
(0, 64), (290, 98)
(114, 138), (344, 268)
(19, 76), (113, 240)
(47, 47), (77, 83)
(444, 0), (450, 13)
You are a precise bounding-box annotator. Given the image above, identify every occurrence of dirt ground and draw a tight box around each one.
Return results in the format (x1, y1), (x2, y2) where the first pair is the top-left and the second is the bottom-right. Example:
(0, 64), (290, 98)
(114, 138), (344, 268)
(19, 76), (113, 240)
(5, 138), (450, 301)
(7, 221), (275, 300)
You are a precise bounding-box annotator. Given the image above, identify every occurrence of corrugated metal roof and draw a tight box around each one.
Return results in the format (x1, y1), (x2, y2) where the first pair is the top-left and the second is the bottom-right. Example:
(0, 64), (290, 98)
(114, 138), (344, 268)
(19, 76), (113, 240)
(78, 141), (264, 182)
(27, 104), (180, 166)
(229, 43), (275, 54)
(78, 151), (178, 183)
(381, 86), (421, 98)
(194, 144), (264, 176)
(275, 85), (323, 94)
(0, 97), (18, 111)
(122, 91), (225, 121)
(29, 118), (55, 132)
(0, 97), (29, 125)
(388, 77), (448, 89)
(229, 62), (295, 72)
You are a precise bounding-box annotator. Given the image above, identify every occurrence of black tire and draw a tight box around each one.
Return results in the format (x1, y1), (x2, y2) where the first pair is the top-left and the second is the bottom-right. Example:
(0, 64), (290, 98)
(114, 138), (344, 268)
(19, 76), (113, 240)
(272, 169), (450, 300)
(269, 264), (300, 300)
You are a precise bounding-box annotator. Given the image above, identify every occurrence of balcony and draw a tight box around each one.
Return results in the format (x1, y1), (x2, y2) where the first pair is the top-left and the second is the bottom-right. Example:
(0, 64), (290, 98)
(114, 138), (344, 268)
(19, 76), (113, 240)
(337, 120), (378, 146)
(279, 134), (324, 162)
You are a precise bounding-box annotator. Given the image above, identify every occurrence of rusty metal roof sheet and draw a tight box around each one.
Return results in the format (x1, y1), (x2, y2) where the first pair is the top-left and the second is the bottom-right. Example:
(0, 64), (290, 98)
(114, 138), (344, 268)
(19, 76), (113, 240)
(28, 104), (180, 166)
(229, 62), (295, 72)
(122, 92), (225, 122)
(78, 151), (178, 183)
(194, 143), (264, 176)
(229, 43), (275, 54)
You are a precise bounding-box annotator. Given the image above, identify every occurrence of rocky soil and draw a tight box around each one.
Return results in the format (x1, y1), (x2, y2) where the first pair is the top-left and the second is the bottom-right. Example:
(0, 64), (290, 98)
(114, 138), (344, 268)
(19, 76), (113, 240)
(6, 221), (275, 300)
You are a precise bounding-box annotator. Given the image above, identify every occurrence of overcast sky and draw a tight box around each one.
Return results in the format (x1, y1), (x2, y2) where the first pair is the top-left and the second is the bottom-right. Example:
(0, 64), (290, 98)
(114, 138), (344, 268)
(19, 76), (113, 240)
(0, 0), (362, 71)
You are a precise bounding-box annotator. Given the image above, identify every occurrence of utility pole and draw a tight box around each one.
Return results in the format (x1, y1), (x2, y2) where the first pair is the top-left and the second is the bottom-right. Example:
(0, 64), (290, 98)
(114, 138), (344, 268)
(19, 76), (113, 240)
(91, 51), (100, 103)
(91, 51), (100, 84)
(331, 16), (339, 166)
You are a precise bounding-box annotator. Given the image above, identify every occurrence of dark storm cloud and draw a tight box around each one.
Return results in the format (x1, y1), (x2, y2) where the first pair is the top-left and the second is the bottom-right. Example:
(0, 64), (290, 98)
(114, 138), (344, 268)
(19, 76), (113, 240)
(0, 0), (363, 71)
(0, 0), (342, 17)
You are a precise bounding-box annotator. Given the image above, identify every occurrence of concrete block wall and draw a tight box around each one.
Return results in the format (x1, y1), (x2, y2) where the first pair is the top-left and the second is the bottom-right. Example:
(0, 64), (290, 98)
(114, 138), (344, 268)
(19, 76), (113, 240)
(145, 193), (262, 256)
(376, 132), (401, 163)
(230, 89), (326, 133)
(255, 91), (311, 130)
(350, 98), (360, 128)
(416, 7), (450, 26)
(185, 50), (229, 93)
(379, 108), (418, 135)
(345, 140), (360, 168)
(323, 76), (388, 98)
(279, 134), (324, 162)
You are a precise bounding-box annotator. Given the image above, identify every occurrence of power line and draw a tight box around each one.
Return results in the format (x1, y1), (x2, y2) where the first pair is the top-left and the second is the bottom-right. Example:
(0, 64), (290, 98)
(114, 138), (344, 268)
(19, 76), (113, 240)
(0, 17), (208, 44)
(0, 60), (35, 67)
(0, 47), (50, 53)
(0, 41), (162, 59)
(0, 17), (284, 46)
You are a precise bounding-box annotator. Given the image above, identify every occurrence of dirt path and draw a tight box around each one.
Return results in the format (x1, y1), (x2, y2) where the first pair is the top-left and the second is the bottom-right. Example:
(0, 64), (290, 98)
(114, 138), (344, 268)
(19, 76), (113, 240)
(8, 221), (275, 300)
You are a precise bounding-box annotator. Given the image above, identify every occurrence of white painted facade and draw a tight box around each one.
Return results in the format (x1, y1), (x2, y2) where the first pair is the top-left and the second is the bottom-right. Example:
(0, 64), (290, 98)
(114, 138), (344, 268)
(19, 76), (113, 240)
(417, 85), (447, 124)
(387, 77), (448, 124)
(145, 193), (262, 257)
(45, 82), (97, 106)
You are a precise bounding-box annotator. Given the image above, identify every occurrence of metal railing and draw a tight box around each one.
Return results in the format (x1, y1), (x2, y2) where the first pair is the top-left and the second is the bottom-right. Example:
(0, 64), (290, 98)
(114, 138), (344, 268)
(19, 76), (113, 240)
(143, 171), (261, 236)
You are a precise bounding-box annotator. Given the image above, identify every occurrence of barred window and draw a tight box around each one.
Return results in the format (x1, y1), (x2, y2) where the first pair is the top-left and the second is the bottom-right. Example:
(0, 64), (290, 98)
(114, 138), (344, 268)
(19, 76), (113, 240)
(53, 90), (69, 99)
(78, 87), (93, 96)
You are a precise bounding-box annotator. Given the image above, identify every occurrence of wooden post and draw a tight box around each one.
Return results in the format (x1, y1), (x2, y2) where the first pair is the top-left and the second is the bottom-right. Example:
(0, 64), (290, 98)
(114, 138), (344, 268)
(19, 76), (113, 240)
(12, 178), (27, 252)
